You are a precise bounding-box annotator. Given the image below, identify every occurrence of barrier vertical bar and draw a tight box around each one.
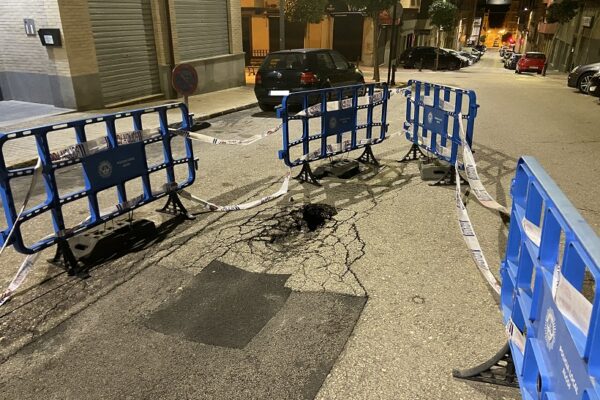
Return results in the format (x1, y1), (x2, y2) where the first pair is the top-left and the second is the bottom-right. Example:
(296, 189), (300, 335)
(451, 90), (464, 164)
(105, 117), (127, 204)
(301, 95), (309, 159)
(320, 91), (328, 158)
(441, 88), (451, 148)
(366, 86), (374, 141)
(379, 83), (388, 140)
(159, 108), (176, 185)
(466, 92), (478, 147)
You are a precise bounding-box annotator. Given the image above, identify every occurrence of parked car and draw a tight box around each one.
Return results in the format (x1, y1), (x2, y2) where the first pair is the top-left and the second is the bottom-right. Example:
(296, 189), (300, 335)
(399, 47), (463, 70)
(462, 47), (483, 59)
(253, 49), (364, 111)
(459, 51), (478, 64)
(504, 53), (522, 70)
(588, 72), (600, 97)
(568, 62), (600, 93)
(502, 49), (514, 62)
(443, 48), (471, 67)
(516, 52), (546, 74)
(474, 44), (487, 53)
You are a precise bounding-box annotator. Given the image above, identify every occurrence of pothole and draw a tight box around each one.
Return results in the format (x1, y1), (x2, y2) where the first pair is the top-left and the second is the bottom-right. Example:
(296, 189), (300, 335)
(314, 159), (361, 180)
(255, 203), (338, 245)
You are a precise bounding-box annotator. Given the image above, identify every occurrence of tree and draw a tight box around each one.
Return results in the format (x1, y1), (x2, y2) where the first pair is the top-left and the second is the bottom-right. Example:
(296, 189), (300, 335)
(428, 0), (457, 69)
(546, 0), (578, 24)
(346, 0), (397, 82)
(428, 0), (458, 32)
(543, 0), (579, 72)
(285, 0), (330, 24)
(479, 34), (486, 44)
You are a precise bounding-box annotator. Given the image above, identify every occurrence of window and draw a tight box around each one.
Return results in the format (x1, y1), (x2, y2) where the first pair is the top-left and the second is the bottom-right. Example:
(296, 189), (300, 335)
(315, 52), (336, 70)
(330, 51), (350, 70)
(263, 53), (305, 70)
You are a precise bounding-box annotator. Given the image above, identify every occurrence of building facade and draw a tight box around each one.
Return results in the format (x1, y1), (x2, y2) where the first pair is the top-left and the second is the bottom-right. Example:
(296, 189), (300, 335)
(0, 0), (245, 110)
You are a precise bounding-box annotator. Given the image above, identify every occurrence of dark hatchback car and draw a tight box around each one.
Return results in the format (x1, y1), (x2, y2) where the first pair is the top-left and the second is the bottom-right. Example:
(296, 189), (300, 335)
(399, 46), (463, 70)
(504, 53), (522, 70)
(254, 49), (364, 111)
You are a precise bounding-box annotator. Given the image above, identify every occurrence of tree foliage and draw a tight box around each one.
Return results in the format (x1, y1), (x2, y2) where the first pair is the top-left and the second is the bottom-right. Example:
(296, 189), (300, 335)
(546, 0), (578, 24)
(285, 0), (329, 24)
(428, 0), (458, 31)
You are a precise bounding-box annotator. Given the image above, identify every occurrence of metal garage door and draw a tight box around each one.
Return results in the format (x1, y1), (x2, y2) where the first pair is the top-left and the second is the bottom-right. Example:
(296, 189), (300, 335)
(174, 0), (229, 61)
(89, 0), (162, 105)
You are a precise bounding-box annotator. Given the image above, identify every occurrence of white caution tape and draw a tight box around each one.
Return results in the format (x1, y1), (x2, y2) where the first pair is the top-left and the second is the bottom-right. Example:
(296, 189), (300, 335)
(505, 318), (526, 354)
(552, 263), (592, 334)
(0, 158), (42, 306)
(0, 253), (41, 307)
(455, 162), (502, 295)
(179, 171), (290, 212)
(522, 218), (542, 246)
(457, 114), (510, 215)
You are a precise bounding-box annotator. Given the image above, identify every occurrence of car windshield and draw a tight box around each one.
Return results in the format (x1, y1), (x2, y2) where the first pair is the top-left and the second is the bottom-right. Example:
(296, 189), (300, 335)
(526, 53), (546, 59)
(262, 53), (305, 71)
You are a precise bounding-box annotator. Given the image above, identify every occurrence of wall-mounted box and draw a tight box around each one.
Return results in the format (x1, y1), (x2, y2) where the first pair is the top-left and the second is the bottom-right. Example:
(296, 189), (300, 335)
(24, 19), (36, 36)
(37, 28), (62, 46)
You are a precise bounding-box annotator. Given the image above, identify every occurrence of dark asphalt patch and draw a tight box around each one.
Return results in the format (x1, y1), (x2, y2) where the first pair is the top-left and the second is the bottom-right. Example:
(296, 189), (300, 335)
(0, 266), (367, 400)
(145, 260), (291, 348)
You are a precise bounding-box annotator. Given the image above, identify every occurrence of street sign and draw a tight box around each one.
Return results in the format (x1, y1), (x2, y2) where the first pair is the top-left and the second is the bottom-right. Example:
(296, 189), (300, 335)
(172, 64), (198, 97)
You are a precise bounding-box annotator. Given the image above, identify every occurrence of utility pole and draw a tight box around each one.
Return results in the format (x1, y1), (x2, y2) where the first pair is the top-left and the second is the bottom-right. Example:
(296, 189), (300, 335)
(279, 0), (285, 50)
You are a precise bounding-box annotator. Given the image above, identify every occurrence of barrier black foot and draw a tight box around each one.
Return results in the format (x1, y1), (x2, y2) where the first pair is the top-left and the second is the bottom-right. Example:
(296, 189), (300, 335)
(430, 167), (467, 187)
(356, 145), (379, 166)
(399, 143), (427, 163)
(49, 239), (82, 276)
(294, 162), (321, 186)
(157, 192), (195, 220)
(452, 342), (519, 388)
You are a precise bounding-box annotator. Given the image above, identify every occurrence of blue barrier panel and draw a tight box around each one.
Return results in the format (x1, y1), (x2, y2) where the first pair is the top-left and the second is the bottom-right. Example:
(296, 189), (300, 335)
(0, 103), (196, 257)
(403, 80), (478, 166)
(277, 83), (388, 184)
(501, 156), (600, 400)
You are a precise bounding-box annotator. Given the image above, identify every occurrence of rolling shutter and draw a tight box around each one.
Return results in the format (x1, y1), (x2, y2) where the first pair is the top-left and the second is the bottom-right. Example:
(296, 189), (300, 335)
(174, 0), (230, 61)
(89, 0), (161, 105)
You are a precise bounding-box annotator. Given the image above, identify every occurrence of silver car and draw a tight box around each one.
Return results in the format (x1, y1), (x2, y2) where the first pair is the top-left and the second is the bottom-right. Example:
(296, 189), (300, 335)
(568, 62), (600, 93)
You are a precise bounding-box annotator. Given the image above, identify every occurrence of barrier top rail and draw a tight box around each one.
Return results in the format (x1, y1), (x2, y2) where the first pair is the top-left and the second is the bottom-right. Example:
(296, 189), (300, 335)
(404, 80), (478, 165)
(277, 82), (388, 168)
(0, 103), (195, 255)
(501, 156), (600, 400)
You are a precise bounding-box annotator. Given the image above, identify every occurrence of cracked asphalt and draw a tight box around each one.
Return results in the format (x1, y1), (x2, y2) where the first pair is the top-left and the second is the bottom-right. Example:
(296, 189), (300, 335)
(1, 51), (600, 399)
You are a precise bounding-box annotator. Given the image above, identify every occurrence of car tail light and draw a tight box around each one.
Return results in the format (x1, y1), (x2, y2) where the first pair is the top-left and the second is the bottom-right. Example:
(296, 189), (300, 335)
(255, 71), (262, 85)
(300, 71), (318, 85)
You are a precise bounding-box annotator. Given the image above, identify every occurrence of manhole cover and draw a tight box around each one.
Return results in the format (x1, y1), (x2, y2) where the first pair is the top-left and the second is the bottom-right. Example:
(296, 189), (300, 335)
(145, 260), (291, 349)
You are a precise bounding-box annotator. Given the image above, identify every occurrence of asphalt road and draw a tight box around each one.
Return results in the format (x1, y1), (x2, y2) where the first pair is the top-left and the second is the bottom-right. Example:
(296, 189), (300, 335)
(0, 49), (599, 399)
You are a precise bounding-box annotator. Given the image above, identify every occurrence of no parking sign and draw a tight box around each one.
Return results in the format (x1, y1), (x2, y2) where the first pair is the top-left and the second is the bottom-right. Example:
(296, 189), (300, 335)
(172, 63), (198, 105)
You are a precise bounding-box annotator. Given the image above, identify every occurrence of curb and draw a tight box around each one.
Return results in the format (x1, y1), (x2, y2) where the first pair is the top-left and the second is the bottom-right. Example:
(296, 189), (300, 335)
(195, 102), (259, 121)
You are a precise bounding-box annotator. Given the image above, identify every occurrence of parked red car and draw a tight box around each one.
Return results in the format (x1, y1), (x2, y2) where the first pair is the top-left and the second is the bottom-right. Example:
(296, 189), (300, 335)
(516, 52), (546, 74)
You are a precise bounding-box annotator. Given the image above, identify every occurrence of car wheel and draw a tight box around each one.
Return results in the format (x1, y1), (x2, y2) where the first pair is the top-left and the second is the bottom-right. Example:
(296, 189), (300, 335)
(448, 61), (458, 71)
(515, 67), (521, 74)
(578, 72), (594, 93)
(258, 102), (275, 112)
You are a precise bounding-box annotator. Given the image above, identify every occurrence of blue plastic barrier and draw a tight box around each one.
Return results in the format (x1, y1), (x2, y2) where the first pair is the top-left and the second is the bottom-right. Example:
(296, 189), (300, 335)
(501, 156), (600, 400)
(0, 103), (196, 257)
(277, 83), (388, 183)
(403, 80), (478, 166)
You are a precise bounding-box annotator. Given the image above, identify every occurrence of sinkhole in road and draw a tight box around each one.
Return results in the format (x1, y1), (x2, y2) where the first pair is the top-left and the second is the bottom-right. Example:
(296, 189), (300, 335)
(261, 203), (338, 246)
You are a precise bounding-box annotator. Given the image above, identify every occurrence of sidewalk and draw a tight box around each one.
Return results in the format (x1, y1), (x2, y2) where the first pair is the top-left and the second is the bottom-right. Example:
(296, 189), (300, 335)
(1, 85), (258, 166)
